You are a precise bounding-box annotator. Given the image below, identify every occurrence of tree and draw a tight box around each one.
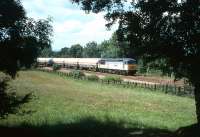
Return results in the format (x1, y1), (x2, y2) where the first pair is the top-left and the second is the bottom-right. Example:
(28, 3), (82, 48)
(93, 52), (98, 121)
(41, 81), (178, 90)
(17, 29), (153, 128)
(69, 44), (83, 58)
(40, 47), (53, 57)
(71, 0), (200, 124)
(0, 0), (53, 76)
(109, 33), (126, 58)
(99, 40), (120, 58)
(98, 33), (122, 58)
(83, 41), (100, 57)
(59, 47), (70, 57)
(0, 0), (53, 116)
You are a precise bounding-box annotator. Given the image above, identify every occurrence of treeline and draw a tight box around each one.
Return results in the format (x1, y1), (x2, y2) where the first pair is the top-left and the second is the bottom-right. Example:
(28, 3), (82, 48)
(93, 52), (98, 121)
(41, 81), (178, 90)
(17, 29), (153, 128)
(40, 33), (132, 58)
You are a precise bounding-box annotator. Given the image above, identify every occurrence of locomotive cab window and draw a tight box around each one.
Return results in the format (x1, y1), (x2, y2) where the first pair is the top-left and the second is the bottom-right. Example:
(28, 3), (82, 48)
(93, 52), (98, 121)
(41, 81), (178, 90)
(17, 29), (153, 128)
(126, 60), (136, 64)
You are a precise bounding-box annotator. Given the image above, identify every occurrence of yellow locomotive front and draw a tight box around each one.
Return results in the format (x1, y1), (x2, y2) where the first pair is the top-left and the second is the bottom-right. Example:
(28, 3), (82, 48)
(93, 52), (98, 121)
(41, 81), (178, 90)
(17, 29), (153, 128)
(124, 59), (137, 75)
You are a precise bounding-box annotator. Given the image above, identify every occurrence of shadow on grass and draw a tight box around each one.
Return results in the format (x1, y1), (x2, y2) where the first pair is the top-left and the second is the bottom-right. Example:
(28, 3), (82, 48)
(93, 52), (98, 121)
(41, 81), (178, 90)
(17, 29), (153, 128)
(1, 117), (199, 137)
(0, 117), (177, 137)
(0, 91), (35, 118)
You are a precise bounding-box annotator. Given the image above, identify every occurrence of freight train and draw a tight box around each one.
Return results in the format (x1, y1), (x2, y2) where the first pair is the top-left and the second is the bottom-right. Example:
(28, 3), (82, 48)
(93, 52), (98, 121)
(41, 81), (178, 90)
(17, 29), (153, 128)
(37, 58), (137, 75)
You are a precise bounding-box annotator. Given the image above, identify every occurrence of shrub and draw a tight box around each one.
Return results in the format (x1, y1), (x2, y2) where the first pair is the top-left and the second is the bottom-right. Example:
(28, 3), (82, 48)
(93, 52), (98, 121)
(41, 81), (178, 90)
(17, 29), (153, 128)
(69, 70), (85, 79)
(86, 75), (99, 81)
(0, 72), (34, 117)
(0, 72), (11, 116)
(52, 64), (61, 71)
(0, 72), (11, 93)
(103, 75), (122, 83)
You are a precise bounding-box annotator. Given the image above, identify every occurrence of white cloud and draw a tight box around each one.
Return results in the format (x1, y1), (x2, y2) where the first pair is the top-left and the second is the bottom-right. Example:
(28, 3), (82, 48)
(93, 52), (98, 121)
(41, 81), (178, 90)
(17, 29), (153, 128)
(22, 0), (117, 50)
(52, 13), (117, 50)
(54, 20), (82, 33)
(73, 14), (116, 43)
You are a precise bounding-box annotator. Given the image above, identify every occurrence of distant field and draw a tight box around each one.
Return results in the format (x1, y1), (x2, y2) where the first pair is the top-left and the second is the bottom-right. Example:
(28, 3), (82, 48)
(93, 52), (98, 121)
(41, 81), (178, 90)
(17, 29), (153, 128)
(0, 71), (197, 137)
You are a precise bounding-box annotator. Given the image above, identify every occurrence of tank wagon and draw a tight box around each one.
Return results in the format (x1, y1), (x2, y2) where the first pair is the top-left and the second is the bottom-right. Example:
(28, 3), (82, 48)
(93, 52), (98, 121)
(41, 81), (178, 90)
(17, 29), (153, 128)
(37, 58), (53, 67)
(37, 58), (137, 75)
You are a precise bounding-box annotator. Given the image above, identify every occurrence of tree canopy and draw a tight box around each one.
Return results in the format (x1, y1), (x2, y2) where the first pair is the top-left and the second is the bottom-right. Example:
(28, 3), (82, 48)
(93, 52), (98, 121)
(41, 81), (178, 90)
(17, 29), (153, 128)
(0, 0), (53, 77)
(83, 41), (100, 57)
(0, 0), (53, 116)
(59, 47), (70, 57)
(69, 44), (83, 58)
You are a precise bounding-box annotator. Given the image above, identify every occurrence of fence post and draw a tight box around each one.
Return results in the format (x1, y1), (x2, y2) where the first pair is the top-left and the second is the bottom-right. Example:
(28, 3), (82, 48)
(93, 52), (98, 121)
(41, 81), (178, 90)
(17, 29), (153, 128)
(154, 84), (157, 91)
(174, 85), (176, 94)
(178, 87), (181, 95)
(165, 84), (168, 94)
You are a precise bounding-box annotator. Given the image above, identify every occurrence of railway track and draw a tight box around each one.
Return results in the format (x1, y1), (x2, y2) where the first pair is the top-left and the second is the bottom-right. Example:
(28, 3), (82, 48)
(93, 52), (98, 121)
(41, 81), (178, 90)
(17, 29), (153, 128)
(42, 67), (184, 86)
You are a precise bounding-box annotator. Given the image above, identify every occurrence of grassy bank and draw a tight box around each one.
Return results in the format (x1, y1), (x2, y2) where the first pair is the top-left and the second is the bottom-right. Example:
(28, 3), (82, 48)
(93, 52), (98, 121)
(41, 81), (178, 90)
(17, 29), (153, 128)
(0, 71), (197, 136)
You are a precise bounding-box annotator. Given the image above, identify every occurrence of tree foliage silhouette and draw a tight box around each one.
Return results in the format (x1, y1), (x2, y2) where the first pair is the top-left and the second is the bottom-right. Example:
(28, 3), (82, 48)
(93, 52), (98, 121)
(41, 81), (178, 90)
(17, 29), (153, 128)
(0, 0), (53, 77)
(0, 0), (53, 116)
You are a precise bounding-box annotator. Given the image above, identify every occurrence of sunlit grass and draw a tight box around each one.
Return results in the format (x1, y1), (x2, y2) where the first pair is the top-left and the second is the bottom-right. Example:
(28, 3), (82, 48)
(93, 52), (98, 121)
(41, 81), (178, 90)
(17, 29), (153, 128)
(0, 71), (196, 131)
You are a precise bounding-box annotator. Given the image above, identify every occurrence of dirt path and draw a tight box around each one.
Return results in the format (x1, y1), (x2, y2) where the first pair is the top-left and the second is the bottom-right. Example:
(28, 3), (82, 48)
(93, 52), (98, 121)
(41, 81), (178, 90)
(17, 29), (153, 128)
(41, 67), (184, 86)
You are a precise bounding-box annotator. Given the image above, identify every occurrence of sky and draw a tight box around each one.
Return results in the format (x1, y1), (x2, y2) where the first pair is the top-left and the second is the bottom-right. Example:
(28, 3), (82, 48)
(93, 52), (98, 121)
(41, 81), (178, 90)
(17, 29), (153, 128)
(22, 0), (118, 51)
(21, 0), (182, 51)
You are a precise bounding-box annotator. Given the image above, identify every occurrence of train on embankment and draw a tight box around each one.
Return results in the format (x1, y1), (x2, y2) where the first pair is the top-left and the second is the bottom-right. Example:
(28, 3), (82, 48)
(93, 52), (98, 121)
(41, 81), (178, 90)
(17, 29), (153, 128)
(37, 58), (137, 75)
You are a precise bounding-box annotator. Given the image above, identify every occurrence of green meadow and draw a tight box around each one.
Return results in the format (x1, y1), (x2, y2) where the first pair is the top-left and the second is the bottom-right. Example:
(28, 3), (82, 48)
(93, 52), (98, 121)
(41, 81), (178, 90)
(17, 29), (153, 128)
(0, 71), (196, 137)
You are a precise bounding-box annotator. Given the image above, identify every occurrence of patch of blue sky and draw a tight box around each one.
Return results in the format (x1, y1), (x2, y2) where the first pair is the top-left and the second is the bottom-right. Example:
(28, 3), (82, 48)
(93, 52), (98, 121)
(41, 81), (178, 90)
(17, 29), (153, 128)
(64, 1), (81, 9)
(55, 13), (95, 23)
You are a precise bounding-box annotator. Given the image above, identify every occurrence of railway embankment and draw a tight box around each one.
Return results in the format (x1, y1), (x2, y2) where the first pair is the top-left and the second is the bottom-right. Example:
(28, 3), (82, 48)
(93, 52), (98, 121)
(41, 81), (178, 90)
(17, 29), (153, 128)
(38, 67), (194, 98)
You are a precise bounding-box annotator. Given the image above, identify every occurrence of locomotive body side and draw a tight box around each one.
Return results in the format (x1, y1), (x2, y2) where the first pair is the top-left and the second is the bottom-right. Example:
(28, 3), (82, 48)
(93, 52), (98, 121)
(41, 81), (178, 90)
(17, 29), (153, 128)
(98, 58), (137, 75)
(98, 59), (124, 70)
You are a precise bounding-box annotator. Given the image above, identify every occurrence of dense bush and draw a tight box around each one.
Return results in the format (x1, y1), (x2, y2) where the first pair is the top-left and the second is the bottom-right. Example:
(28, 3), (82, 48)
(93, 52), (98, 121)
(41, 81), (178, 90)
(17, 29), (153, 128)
(0, 72), (11, 90)
(0, 72), (35, 117)
(69, 70), (85, 79)
(103, 75), (122, 83)
(86, 75), (99, 81)
(52, 64), (61, 71)
(0, 72), (11, 116)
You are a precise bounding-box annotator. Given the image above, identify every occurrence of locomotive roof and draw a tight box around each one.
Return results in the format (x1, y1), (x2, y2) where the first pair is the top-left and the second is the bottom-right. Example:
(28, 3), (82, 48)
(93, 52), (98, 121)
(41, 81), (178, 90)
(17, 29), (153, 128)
(100, 58), (136, 61)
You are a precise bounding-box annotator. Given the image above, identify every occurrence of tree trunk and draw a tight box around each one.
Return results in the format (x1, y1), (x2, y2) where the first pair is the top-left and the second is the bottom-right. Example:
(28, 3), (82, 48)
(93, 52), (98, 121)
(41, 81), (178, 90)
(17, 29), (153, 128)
(194, 83), (200, 125)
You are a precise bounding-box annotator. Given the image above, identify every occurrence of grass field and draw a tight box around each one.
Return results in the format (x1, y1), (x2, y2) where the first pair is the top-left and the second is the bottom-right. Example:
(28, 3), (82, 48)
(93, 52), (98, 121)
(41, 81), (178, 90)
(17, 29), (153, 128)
(0, 71), (197, 137)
